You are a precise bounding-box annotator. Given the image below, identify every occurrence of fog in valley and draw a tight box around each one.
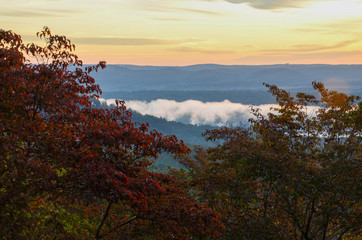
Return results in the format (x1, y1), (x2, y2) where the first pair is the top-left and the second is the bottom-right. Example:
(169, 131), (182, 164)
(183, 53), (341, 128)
(99, 98), (321, 127)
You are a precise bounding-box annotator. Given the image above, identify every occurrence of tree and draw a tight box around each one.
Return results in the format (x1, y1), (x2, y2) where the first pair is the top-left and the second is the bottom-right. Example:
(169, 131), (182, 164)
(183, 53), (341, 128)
(0, 27), (222, 239)
(181, 83), (361, 239)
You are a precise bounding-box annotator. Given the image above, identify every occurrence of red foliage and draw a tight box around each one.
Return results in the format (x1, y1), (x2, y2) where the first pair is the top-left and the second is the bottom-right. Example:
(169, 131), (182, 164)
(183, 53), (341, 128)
(0, 27), (222, 239)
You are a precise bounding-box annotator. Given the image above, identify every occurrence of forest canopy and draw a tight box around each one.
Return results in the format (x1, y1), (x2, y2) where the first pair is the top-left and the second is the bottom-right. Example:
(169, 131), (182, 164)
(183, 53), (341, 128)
(181, 83), (361, 239)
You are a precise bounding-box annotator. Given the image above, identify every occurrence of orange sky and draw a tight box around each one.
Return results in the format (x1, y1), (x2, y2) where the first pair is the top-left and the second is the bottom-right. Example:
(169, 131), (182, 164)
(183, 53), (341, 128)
(2, 0), (362, 65)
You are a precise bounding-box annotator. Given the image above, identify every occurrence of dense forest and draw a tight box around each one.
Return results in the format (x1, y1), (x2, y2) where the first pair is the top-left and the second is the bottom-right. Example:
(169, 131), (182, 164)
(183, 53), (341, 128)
(1, 28), (361, 239)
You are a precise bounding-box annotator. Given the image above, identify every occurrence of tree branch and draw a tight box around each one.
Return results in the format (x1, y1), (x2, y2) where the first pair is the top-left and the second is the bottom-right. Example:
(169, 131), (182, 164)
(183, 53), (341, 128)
(100, 217), (137, 239)
(95, 200), (113, 239)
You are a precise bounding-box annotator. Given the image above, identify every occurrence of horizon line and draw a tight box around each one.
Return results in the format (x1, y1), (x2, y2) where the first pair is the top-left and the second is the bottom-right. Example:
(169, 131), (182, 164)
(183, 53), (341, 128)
(83, 63), (362, 67)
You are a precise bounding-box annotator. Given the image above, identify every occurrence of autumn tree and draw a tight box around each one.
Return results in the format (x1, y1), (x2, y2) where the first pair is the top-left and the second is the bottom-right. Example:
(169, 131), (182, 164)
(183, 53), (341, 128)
(181, 83), (361, 239)
(0, 27), (222, 239)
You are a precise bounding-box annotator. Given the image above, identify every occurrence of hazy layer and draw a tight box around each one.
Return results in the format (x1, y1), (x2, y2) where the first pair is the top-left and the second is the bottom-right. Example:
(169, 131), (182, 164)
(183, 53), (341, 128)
(100, 98), (282, 126)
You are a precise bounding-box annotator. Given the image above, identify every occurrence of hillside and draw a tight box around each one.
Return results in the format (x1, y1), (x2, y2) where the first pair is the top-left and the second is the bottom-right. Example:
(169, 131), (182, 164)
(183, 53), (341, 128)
(92, 99), (215, 146)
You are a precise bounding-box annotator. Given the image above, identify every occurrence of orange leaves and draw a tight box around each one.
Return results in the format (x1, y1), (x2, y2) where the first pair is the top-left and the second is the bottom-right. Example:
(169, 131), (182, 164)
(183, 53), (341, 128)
(181, 82), (361, 239)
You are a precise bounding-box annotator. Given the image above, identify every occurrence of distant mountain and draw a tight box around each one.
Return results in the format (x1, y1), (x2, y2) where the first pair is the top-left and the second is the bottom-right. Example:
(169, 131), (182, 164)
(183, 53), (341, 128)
(91, 64), (362, 94)
(100, 90), (276, 105)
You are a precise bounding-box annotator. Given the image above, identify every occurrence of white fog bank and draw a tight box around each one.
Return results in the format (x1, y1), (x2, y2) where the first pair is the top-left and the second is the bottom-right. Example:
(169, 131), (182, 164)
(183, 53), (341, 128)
(99, 98), (320, 126)
(99, 98), (272, 126)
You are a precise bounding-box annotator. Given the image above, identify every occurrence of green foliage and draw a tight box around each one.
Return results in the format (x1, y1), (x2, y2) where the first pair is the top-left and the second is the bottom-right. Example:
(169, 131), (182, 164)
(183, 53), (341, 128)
(23, 197), (98, 239)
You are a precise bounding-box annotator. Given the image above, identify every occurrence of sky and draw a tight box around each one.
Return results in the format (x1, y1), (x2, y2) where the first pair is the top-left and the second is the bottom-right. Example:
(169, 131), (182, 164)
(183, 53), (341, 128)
(1, 0), (362, 65)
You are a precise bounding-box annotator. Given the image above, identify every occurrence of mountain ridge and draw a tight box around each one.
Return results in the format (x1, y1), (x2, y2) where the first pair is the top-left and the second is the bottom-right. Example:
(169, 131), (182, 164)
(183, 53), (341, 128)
(91, 64), (362, 93)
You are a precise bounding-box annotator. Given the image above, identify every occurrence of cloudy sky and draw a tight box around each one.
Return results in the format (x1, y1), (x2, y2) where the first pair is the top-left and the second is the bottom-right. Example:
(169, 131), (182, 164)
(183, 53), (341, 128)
(1, 0), (362, 65)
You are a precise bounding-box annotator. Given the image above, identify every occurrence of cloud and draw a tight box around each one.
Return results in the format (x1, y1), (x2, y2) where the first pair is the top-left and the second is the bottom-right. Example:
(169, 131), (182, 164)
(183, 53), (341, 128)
(177, 8), (224, 15)
(0, 8), (81, 18)
(234, 39), (361, 63)
(0, 9), (60, 18)
(295, 18), (362, 36)
(71, 37), (176, 46)
(137, 1), (225, 15)
(99, 98), (288, 126)
(168, 46), (234, 55)
(262, 40), (359, 53)
(222, 0), (330, 10)
(235, 50), (362, 64)
(152, 17), (186, 21)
